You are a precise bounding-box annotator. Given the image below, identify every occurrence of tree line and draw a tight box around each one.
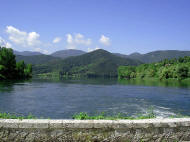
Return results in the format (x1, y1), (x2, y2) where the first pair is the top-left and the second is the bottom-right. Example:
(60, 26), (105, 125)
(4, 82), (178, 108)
(0, 47), (32, 80)
(118, 56), (190, 80)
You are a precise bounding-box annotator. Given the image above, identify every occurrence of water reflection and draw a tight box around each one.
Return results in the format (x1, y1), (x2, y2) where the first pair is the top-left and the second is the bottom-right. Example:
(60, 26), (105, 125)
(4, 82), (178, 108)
(118, 79), (190, 88)
(32, 77), (118, 85)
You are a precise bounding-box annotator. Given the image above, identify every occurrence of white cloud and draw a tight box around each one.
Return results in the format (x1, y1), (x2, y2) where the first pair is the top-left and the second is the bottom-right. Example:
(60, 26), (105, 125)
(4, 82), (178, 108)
(28, 32), (40, 46)
(6, 26), (41, 47)
(99, 35), (110, 46)
(34, 48), (49, 54)
(53, 37), (62, 43)
(0, 37), (12, 48)
(75, 33), (91, 46)
(65, 33), (92, 49)
(87, 47), (100, 52)
(66, 34), (73, 44)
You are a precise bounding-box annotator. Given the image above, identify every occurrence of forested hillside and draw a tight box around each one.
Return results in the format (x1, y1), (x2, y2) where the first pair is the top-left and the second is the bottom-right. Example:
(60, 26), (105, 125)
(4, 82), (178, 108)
(118, 56), (190, 80)
(33, 49), (142, 77)
(59, 49), (142, 77)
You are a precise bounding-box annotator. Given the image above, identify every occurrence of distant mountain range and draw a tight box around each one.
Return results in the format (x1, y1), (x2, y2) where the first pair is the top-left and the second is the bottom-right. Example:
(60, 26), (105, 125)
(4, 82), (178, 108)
(14, 49), (190, 63)
(14, 50), (43, 56)
(14, 49), (190, 77)
(115, 50), (190, 63)
(31, 49), (141, 76)
(16, 55), (61, 65)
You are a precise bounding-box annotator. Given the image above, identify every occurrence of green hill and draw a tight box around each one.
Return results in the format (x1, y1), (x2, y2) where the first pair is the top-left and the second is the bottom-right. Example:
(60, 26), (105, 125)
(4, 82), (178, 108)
(58, 49), (142, 77)
(34, 49), (142, 77)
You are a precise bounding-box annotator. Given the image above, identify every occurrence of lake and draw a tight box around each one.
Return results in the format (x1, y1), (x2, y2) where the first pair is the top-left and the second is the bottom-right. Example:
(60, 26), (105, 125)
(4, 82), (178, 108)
(0, 78), (190, 119)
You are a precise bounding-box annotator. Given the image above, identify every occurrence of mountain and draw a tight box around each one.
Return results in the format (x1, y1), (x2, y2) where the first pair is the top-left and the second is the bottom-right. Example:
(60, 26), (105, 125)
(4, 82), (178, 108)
(51, 49), (86, 59)
(16, 55), (61, 65)
(114, 52), (142, 59)
(114, 50), (190, 63)
(14, 50), (43, 56)
(33, 49), (142, 77)
(113, 53), (128, 58)
(128, 52), (142, 58)
(16, 49), (190, 77)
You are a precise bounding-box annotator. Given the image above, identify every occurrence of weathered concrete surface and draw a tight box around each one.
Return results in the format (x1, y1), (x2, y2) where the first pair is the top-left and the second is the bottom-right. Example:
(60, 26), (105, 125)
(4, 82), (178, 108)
(0, 118), (190, 142)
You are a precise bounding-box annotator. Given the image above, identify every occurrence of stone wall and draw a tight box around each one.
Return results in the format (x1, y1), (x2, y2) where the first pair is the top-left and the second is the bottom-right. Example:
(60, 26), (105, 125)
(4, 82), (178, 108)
(0, 118), (190, 142)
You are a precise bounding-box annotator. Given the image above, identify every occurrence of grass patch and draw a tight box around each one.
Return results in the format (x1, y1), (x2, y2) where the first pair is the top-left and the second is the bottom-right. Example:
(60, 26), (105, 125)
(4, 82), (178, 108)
(0, 112), (36, 120)
(73, 111), (156, 120)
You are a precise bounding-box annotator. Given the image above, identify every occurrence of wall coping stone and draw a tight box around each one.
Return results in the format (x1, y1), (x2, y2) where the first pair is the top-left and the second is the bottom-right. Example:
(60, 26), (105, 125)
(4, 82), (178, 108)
(0, 118), (190, 129)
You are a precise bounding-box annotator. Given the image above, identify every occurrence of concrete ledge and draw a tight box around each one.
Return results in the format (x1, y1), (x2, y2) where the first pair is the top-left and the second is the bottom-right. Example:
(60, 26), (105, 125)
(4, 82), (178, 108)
(0, 118), (190, 141)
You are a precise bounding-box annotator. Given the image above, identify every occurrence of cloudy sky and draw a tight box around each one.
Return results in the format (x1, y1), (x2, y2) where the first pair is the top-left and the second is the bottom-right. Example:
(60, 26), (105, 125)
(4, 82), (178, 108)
(0, 0), (190, 54)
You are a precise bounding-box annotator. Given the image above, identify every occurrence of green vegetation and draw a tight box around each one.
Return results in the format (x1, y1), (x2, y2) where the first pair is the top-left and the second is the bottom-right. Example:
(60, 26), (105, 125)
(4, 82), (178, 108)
(41, 49), (141, 78)
(15, 49), (190, 79)
(0, 47), (32, 80)
(118, 56), (190, 80)
(118, 78), (190, 88)
(73, 110), (156, 120)
(59, 49), (141, 78)
(0, 112), (36, 119)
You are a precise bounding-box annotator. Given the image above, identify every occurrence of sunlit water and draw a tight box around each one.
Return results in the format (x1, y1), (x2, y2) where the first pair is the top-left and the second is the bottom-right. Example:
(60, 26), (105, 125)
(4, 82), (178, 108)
(0, 78), (190, 119)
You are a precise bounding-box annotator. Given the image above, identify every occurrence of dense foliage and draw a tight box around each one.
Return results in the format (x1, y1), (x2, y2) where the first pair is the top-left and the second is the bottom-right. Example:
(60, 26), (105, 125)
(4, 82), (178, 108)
(0, 47), (32, 80)
(118, 56), (190, 80)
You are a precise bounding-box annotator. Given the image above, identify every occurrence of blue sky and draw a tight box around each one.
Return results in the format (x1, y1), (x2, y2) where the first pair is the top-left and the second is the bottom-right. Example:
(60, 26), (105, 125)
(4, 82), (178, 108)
(0, 0), (190, 54)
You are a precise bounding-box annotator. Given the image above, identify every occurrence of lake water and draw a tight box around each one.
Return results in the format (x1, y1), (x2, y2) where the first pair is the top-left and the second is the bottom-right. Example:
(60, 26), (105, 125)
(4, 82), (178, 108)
(0, 78), (190, 119)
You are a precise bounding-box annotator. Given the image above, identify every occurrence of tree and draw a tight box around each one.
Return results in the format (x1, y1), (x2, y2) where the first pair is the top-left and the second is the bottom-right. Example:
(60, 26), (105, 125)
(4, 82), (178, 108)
(176, 65), (189, 80)
(0, 65), (6, 79)
(16, 61), (25, 78)
(118, 56), (190, 81)
(0, 46), (32, 80)
(0, 47), (16, 79)
(24, 64), (32, 78)
(118, 66), (135, 79)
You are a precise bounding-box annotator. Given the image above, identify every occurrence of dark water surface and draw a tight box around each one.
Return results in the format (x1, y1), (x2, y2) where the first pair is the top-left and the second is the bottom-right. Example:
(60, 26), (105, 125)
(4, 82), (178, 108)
(0, 78), (190, 119)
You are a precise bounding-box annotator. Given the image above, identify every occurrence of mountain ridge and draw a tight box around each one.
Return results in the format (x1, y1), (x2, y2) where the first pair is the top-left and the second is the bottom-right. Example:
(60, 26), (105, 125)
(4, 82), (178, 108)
(14, 49), (190, 63)
(114, 50), (190, 63)
(14, 50), (43, 56)
(33, 49), (142, 77)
